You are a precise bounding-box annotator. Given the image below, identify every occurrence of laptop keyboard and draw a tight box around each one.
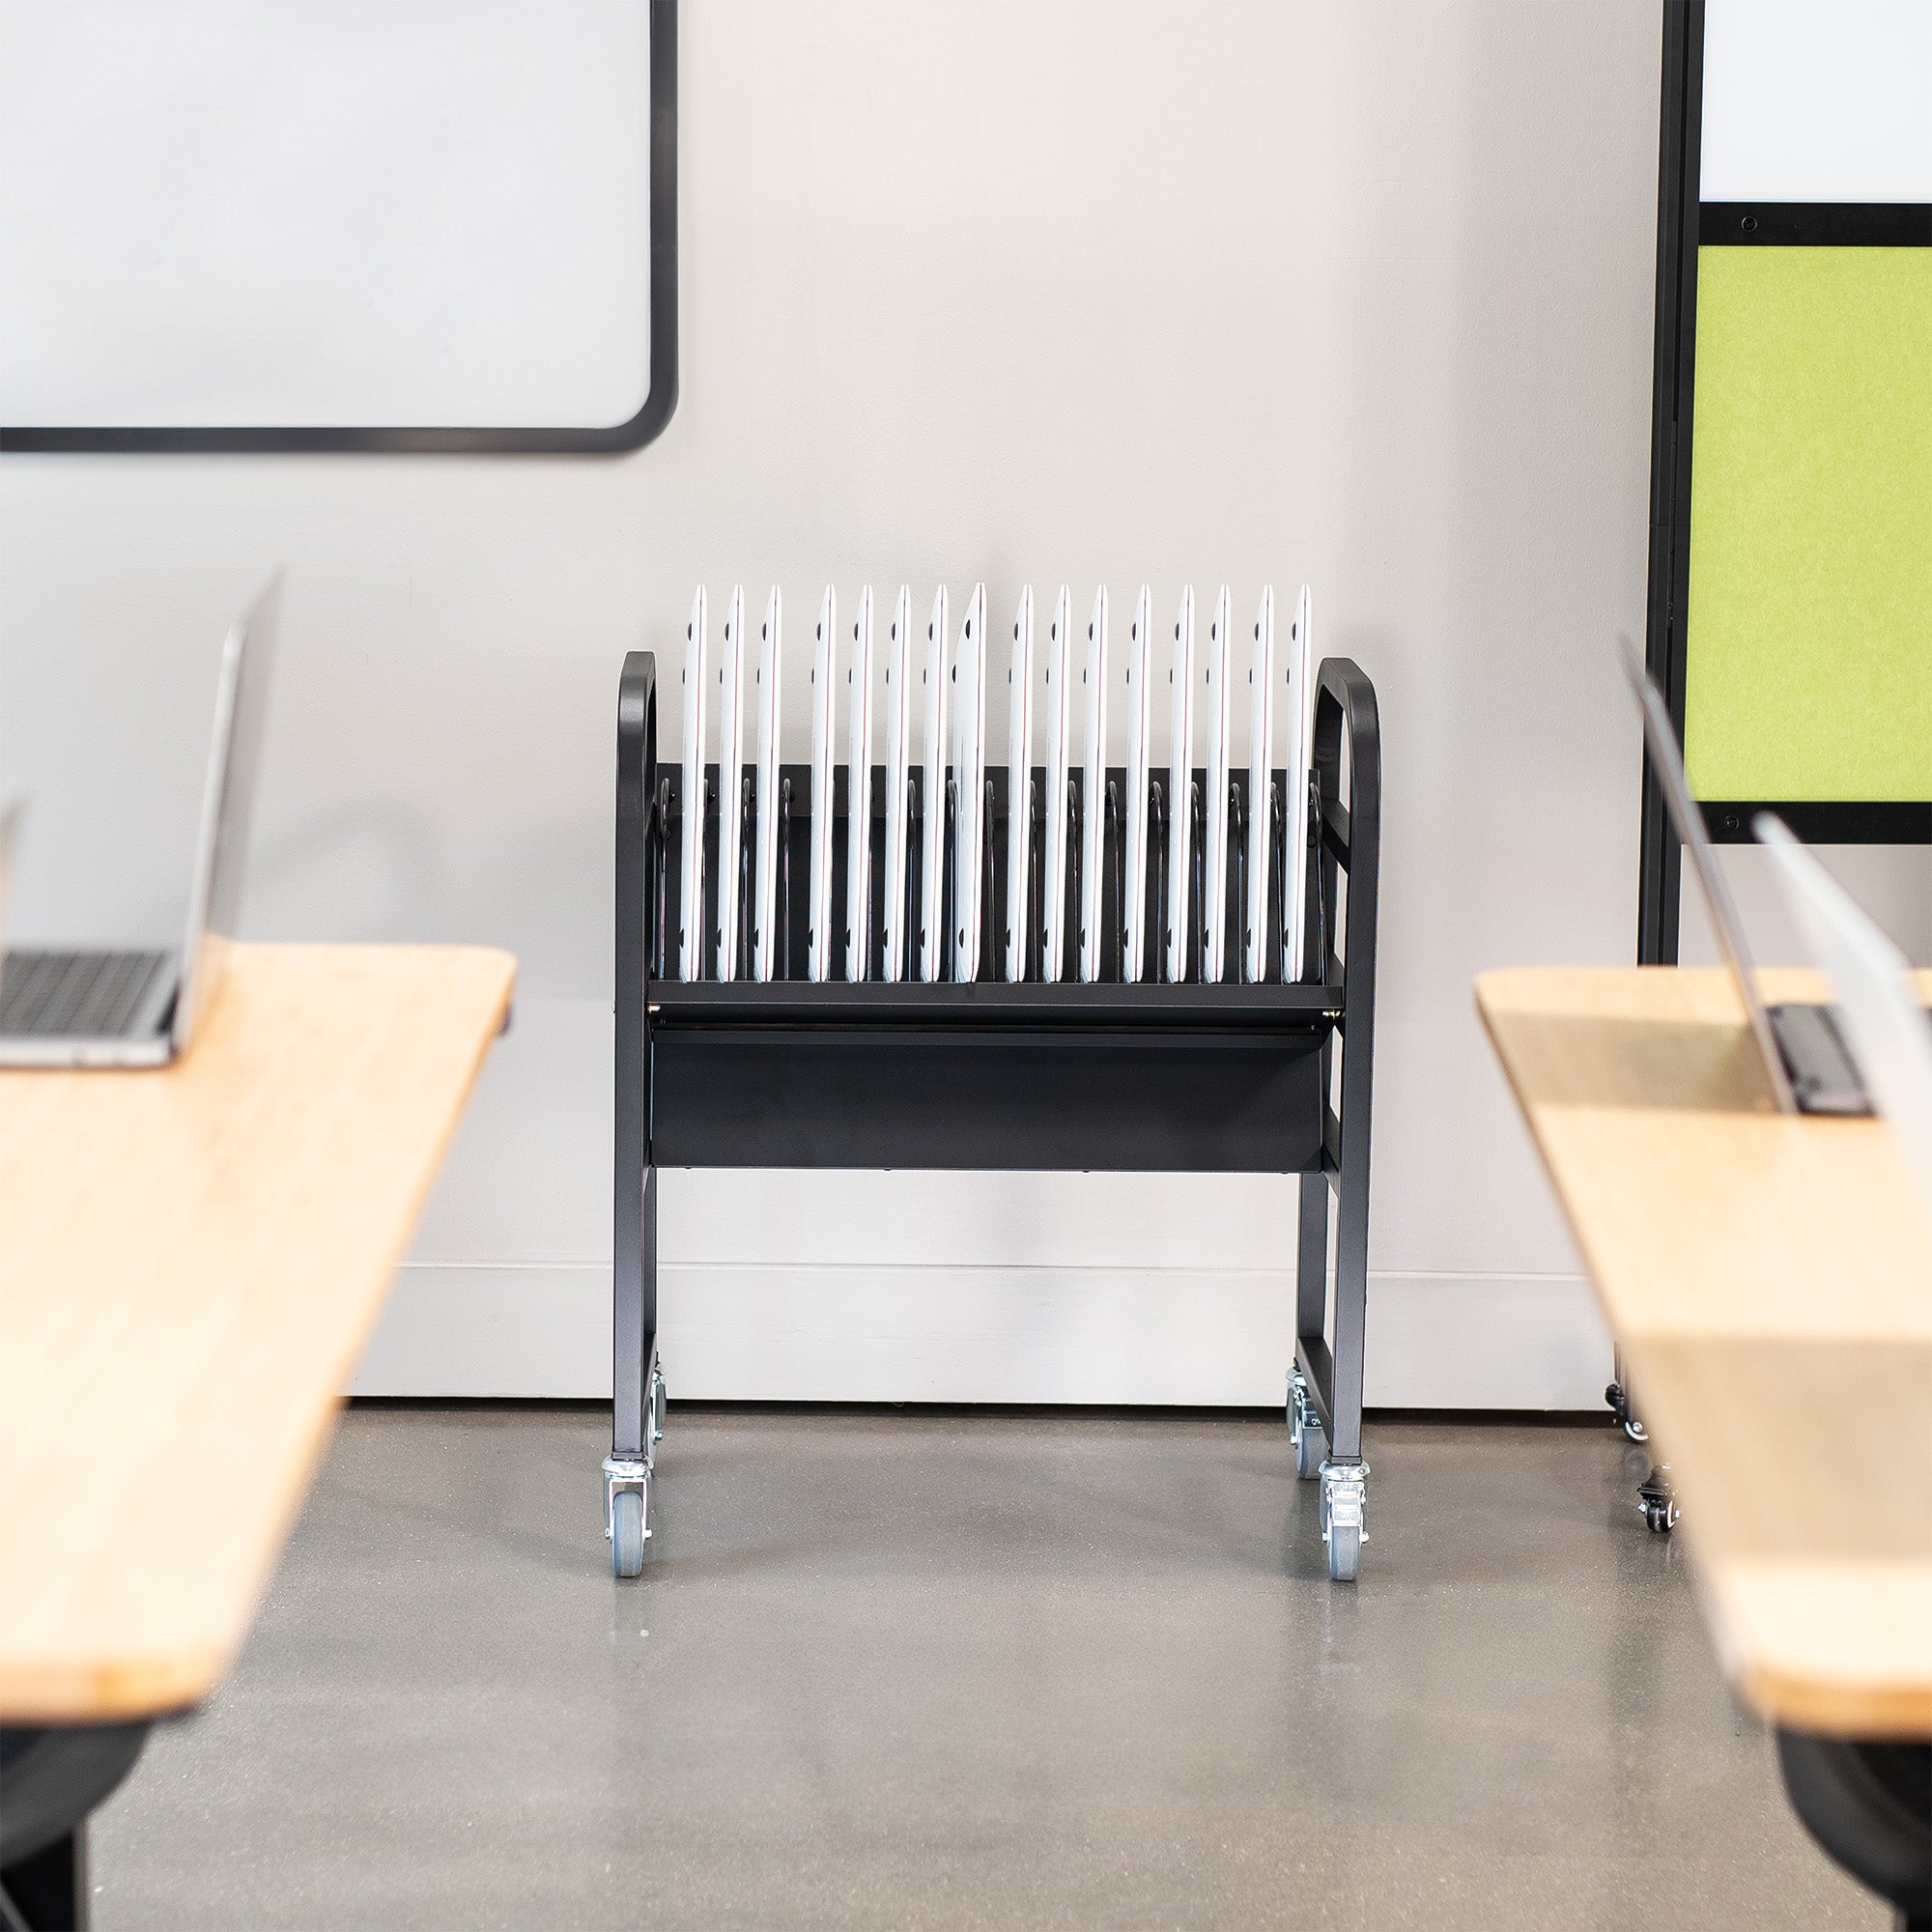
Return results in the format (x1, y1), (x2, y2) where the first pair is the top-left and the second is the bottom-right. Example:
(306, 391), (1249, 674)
(0, 950), (173, 1039)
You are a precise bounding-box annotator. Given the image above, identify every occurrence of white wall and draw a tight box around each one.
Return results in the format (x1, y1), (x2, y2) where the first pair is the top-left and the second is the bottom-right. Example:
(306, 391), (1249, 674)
(3, 0), (1701, 1406)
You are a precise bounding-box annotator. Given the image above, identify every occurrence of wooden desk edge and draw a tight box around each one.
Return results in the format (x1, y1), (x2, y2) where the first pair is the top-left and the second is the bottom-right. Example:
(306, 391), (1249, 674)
(0, 944), (517, 1725)
(0, 1645), (229, 1728)
(1733, 1658), (1932, 1743)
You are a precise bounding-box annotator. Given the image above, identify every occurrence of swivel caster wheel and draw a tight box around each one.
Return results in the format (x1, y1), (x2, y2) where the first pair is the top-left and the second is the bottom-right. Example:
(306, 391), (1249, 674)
(603, 1454), (652, 1577)
(1320, 1460), (1368, 1582)
(1289, 1371), (1327, 1479)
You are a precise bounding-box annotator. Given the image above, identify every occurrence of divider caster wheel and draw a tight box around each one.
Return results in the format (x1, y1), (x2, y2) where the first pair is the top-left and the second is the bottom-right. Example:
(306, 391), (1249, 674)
(1289, 1371), (1327, 1479)
(1638, 1465), (1679, 1535)
(650, 1363), (668, 1446)
(1606, 1380), (1648, 1443)
(1320, 1460), (1368, 1582)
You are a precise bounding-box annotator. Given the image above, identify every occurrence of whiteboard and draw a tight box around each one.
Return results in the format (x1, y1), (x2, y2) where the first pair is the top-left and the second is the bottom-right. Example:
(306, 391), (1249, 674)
(0, 0), (674, 451)
(1702, 0), (1932, 203)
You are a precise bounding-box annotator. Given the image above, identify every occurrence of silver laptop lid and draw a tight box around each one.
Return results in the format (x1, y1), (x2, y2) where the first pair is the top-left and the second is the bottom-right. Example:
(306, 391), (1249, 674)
(171, 572), (282, 1051)
(1616, 636), (1797, 1113)
(1757, 813), (1932, 1218)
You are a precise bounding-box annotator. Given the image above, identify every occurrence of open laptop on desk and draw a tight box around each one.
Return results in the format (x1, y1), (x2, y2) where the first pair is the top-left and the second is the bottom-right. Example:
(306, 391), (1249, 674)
(0, 573), (280, 1067)
(1620, 635), (1881, 1116)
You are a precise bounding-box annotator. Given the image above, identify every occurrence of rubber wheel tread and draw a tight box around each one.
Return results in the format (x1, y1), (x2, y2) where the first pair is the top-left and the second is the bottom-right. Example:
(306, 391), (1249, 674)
(611, 1489), (646, 1577)
(1327, 1520), (1361, 1581)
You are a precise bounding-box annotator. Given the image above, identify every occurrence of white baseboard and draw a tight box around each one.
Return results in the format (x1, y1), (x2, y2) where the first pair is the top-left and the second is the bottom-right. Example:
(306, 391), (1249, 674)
(349, 1263), (1612, 1409)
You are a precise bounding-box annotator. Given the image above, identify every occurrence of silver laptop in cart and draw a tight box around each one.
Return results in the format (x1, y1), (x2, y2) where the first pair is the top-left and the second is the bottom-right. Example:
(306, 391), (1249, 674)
(1619, 635), (1872, 1117)
(0, 573), (281, 1067)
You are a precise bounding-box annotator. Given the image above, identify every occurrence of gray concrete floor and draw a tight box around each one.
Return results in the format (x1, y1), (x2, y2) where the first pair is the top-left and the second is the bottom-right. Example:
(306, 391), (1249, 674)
(94, 1407), (1880, 1930)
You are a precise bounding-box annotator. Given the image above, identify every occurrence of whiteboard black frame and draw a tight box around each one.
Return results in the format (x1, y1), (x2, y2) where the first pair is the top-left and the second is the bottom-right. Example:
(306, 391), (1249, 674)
(0, 0), (678, 457)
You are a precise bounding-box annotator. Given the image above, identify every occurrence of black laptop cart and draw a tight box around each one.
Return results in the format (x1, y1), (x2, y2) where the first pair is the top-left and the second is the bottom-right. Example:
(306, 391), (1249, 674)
(603, 650), (1382, 1579)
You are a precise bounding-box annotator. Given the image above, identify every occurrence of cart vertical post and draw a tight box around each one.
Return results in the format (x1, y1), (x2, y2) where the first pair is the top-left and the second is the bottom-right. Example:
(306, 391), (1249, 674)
(607, 651), (662, 1575)
(1290, 660), (1380, 1577)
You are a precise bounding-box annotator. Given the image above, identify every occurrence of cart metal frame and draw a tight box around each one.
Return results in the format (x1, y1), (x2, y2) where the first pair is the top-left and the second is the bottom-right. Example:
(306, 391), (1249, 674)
(604, 650), (1381, 1580)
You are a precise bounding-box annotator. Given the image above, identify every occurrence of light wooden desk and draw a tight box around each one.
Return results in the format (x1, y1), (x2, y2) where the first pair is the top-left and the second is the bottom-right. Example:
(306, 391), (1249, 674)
(0, 944), (515, 1725)
(1478, 965), (1932, 1743)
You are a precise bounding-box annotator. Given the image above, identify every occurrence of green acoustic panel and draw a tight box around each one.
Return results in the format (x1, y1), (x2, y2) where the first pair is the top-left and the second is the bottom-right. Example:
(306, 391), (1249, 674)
(1685, 246), (1932, 802)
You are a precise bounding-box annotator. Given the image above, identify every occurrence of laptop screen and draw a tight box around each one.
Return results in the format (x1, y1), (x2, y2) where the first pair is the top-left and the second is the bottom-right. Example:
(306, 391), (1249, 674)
(1618, 635), (1797, 1112)
(171, 571), (282, 1048)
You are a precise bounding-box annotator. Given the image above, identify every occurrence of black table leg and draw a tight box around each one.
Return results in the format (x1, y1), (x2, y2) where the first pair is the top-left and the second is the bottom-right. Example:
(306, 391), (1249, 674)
(1777, 1727), (1932, 1929)
(0, 1724), (149, 1932)
(1, 1831), (84, 1931)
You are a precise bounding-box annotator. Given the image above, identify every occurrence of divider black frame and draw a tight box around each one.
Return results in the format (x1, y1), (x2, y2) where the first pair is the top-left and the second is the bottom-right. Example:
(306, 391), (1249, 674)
(1640, 0), (1932, 975)
(609, 646), (1382, 1575)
